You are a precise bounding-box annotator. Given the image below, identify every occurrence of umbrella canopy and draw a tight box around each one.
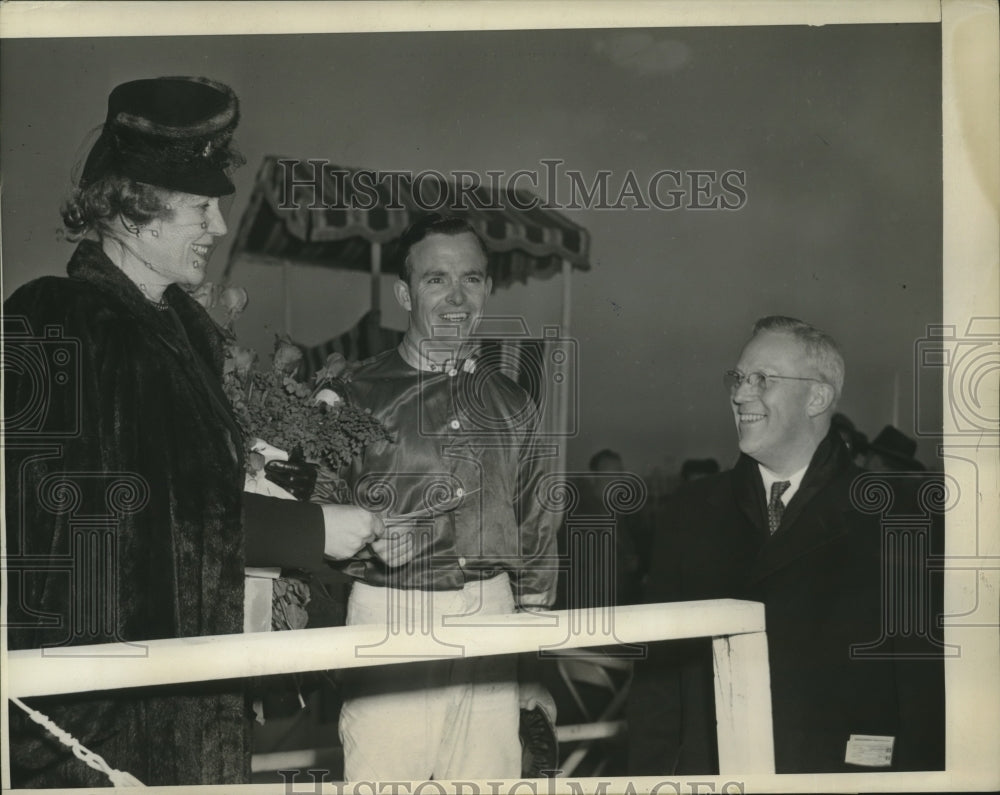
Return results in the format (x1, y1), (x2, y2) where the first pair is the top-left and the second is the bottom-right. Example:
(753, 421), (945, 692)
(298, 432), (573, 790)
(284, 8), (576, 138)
(224, 156), (591, 287)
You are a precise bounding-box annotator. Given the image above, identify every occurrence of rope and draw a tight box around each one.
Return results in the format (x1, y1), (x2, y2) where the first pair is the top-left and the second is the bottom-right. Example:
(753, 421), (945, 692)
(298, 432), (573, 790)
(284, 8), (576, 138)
(10, 696), (145, 787)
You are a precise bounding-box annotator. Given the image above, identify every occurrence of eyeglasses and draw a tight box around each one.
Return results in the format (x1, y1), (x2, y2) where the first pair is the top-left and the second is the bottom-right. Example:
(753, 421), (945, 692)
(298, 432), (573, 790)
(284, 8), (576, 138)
(724, 369), (825, 393)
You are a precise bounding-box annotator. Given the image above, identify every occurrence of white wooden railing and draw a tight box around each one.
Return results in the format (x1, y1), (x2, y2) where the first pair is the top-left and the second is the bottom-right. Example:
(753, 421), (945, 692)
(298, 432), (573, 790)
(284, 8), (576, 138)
(5, 599), (775, 777)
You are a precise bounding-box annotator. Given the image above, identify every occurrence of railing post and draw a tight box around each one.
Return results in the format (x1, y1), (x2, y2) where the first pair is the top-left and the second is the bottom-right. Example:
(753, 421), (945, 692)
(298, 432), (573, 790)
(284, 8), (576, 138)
(244, 567), (280, 633)
(712, 630), (775, 774)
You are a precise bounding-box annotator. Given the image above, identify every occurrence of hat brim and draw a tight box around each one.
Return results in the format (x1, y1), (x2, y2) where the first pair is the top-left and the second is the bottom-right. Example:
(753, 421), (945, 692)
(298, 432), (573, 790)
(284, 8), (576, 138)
(80, 134), (235, 197)
(132, 163), (236, 197)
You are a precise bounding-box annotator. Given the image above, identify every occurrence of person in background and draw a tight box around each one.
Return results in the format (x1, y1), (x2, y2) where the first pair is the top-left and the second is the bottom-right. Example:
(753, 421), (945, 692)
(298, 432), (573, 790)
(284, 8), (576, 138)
(628, 315), (944, 774)
(4, 76), (377, 788)
(323, 214), (559, 780)
(831, 411), (870, 465)
(559, 449), (643, 607)
(679, 457), (720, 483)
(864, 424), (927, 472)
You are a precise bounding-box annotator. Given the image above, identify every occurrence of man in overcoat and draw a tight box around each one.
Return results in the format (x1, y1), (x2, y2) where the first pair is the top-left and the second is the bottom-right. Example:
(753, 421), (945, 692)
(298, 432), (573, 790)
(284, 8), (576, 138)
(628, 315), (944, 774)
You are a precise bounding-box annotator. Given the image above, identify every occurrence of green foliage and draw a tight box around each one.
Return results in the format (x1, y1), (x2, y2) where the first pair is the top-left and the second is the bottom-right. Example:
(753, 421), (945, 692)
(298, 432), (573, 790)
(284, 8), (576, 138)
(225, 364), (389, 472)
(197, 282), (389, 474)
(222, 341), (389, 472)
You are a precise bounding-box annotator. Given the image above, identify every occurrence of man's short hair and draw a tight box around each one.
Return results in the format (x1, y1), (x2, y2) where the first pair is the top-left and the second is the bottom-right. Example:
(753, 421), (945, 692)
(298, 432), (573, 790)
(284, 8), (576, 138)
(395, 213), (489, 283)
(589, 448), (622, 471)
(751, 315), (845, 404)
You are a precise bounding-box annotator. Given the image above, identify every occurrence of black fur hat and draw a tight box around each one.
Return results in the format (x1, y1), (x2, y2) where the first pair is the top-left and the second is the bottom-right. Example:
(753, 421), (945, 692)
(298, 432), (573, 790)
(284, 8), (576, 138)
(80, 76), (242, 196)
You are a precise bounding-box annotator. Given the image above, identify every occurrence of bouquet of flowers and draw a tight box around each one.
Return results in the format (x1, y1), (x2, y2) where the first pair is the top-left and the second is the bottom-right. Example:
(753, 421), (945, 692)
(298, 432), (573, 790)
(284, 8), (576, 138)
(224, 336), (390, 476)
(192, 282), (390, 476)
(192, 282), (390, 636)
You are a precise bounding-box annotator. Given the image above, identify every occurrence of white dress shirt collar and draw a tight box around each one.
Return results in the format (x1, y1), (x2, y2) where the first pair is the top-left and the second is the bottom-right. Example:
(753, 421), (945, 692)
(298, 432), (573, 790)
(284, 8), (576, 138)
(758, 461), (809, 507)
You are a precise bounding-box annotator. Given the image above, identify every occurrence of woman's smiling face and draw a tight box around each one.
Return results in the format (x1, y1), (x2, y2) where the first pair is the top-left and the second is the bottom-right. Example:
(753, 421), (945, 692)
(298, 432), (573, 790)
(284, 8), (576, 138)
(132, 192), (228, 288)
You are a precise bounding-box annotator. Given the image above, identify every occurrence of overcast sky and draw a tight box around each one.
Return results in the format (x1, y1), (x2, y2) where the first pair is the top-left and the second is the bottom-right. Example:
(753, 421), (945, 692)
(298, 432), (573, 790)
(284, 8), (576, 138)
(1, 23), (942, 474)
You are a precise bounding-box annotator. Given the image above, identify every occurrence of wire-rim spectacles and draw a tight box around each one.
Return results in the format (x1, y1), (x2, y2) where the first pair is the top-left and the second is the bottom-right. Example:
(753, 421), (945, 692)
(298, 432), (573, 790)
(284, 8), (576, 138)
(724, 369), (825, 393)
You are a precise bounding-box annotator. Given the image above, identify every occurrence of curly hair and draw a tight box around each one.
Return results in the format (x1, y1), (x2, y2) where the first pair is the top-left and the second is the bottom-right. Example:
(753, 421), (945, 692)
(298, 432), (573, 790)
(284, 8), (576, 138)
(60, 175), (173, 242)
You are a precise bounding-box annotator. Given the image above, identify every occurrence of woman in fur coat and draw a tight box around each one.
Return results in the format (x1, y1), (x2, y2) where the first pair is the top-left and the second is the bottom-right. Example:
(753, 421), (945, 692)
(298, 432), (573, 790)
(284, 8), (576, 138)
(4, 76), (378, 788)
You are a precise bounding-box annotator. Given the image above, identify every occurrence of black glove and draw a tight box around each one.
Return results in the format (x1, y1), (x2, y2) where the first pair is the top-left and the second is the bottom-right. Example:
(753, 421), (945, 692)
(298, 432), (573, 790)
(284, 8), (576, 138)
(265, 450), (319, 501)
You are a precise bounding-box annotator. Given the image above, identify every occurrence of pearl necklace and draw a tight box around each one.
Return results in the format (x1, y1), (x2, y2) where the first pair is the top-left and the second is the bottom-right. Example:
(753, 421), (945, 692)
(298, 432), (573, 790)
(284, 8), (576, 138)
(138, 282), (169, 311)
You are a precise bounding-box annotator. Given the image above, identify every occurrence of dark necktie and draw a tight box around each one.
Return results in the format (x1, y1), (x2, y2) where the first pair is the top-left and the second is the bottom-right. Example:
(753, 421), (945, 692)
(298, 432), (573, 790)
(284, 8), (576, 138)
(768, 480), (791, 535)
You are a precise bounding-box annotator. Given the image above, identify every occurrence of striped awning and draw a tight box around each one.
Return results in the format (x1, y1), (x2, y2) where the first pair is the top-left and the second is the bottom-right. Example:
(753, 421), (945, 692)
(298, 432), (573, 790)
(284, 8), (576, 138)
(224, 156), (591, 288)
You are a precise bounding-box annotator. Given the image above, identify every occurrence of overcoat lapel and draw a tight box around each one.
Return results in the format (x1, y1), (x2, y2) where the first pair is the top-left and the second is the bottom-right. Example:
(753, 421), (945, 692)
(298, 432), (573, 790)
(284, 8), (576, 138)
(748, 497), (852, 584)
(732, 454), (769, 543)
(747, 433), (857, 584)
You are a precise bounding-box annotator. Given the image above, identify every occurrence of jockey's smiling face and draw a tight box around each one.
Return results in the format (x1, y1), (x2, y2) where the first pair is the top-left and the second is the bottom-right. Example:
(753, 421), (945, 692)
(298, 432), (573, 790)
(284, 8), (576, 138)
(395, 231), (492, 354)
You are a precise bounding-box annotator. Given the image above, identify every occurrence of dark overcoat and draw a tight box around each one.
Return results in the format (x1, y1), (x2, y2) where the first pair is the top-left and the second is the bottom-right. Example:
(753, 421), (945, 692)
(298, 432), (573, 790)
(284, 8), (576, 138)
(629, 432), (945, 774)
(4, 240), (251, 786)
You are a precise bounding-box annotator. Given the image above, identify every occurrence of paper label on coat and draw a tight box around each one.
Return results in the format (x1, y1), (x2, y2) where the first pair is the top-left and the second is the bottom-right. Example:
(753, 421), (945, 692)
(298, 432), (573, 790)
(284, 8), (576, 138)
(844, 734), (895, 767)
